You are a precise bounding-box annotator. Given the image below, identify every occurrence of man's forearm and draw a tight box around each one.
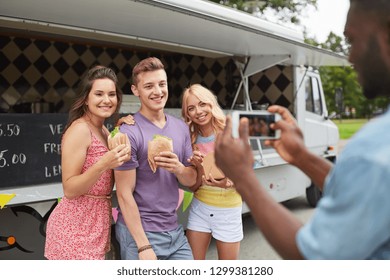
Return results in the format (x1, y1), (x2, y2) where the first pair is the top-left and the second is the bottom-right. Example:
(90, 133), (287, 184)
(292, 149), (333, 191)
(117, 194), (150, 248)
(176, 166), (197, 187)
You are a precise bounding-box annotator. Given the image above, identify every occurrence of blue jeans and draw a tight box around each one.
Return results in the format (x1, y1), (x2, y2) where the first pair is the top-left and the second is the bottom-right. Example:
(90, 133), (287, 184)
(115, 221), (193, 260)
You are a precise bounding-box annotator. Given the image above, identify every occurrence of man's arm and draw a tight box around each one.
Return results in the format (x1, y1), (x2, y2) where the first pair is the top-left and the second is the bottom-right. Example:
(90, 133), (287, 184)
(266, 105), (333, 191)
(215, 115), (304, 259)
(175, 165), (197, 187)
(115, 169), (157, 260)
(290, 149), (332, 191)
(153, 151), (197, 187)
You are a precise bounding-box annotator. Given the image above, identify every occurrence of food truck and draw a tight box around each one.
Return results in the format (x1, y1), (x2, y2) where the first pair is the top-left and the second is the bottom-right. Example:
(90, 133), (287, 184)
(0, 0), (349, 259)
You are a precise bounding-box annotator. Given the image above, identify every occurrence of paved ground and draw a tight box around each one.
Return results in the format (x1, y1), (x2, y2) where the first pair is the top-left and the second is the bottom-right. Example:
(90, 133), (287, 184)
(205, 195), (314, 260)
(206, 140), (349, 260)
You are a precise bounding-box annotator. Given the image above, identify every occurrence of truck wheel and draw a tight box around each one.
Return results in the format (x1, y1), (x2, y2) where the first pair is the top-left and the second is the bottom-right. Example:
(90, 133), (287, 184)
(306, 182), (322, 207)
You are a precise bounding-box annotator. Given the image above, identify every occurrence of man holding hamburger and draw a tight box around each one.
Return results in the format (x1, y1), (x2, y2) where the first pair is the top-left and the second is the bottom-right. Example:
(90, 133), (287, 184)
(114, 57), (197, 260)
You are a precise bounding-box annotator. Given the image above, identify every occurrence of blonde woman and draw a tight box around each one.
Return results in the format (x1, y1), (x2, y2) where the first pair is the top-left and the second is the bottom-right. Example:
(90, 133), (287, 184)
(182, 84), (243, 260)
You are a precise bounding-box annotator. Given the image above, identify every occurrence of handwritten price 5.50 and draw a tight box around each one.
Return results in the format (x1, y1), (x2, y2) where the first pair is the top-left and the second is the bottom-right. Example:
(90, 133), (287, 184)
(0, 124), (21, 137)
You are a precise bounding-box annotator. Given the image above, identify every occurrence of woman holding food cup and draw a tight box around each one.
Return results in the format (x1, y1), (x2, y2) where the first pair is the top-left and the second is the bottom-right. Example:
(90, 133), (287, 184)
(182, 84), (243, 260)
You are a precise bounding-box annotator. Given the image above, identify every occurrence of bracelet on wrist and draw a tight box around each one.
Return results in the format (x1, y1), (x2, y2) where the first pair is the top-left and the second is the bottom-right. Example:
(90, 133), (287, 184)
(138, 244), (153, 253)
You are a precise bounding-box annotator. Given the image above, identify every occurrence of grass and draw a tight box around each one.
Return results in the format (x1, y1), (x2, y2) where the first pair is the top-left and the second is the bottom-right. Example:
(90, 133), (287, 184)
(333, 119), (368, 139)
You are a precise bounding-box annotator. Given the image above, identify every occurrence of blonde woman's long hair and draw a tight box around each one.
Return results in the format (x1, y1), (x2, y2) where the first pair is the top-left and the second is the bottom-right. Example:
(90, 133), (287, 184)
(181, 84), (226, 145)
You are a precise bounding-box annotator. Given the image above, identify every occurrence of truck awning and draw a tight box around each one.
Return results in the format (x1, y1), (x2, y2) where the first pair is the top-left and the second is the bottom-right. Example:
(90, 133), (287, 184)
(1, 0), (349, 66)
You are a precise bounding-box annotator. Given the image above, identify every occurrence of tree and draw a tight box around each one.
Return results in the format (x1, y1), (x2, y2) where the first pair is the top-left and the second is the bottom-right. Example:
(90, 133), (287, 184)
(305, 32), (349, 55)
(209, 0), (389, 117)
(208, 0), (317, 24)
(306, 32), (390, 118)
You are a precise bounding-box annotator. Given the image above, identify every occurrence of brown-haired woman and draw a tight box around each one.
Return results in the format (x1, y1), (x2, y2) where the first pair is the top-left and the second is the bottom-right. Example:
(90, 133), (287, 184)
(45, 66), (130, 259)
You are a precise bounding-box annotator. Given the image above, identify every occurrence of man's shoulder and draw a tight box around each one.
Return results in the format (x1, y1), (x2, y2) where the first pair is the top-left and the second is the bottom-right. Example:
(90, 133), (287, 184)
(166, 113), (186, 126)
(337, 114), (390, 168)
(119, 114), (143, 135)
(350, 113), (390, 145)
(167, 115), (189, 135)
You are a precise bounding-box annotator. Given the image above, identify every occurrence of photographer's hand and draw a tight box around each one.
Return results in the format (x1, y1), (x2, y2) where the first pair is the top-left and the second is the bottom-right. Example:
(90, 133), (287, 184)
(215, 116), (254, 189)
(265, 105), (306, 165)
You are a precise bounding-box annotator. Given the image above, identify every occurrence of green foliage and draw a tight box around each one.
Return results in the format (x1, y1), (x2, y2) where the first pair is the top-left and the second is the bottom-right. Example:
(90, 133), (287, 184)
(305, 32), (349, 55)
(319, 65), (362, 116)
(306, 32), (390, 118)
(208, 0), (390, 117)
(207, 0), (317, 24)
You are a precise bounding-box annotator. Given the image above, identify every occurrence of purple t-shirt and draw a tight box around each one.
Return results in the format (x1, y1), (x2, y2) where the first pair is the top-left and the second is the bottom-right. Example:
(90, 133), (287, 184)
(116, 112), (192, 232)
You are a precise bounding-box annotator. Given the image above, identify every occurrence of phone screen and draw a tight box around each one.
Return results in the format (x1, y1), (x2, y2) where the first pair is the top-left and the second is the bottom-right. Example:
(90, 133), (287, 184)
(239, 114), (276, 138)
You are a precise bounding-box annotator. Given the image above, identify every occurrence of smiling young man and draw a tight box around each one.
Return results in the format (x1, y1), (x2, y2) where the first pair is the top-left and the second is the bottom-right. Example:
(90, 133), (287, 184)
(114, 57), (197, 260)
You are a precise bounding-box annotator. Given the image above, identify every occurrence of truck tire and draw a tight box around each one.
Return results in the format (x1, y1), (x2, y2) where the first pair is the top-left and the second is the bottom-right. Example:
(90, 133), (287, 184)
(306, 182), (322, 207)
(306, 156), (335, 207)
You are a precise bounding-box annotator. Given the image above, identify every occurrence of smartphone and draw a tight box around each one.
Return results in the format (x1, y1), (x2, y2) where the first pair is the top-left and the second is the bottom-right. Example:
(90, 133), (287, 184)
(231, 110), (281, 139)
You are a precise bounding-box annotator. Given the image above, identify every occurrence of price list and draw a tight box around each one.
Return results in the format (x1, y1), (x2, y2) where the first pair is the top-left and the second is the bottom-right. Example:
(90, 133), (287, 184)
(0, 114), (67, 188)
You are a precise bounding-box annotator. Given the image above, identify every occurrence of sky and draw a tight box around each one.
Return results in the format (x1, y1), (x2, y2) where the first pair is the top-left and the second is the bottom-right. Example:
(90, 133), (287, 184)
(300, 0), (350, 42)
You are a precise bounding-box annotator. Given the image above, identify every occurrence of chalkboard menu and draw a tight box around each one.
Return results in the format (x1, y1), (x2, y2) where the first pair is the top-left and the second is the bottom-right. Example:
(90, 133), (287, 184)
(0, 114), (67, 188)
(0, 114), (117, 188)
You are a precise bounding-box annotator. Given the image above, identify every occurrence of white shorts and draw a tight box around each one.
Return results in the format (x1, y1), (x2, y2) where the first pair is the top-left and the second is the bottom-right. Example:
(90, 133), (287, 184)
(187, 197), (243, 243)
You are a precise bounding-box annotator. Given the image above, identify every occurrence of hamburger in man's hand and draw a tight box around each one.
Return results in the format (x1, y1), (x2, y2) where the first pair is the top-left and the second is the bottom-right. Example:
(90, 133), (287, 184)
(148, 134), (173, 173)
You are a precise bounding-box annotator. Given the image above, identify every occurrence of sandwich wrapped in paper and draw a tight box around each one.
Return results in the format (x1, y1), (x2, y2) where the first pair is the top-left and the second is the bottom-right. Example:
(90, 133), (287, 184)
(107, 126), (131, 150)
(202, 151), (225, 180)
(148, 134), (173, 173)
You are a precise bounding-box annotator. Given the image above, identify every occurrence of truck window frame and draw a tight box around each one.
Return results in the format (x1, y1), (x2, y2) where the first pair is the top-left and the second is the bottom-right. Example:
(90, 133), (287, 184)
(305, 76), (323, 116)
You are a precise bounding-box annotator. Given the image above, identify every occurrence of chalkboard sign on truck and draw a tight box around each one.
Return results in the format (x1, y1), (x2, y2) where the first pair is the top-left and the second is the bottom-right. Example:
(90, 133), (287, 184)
(0, 114), (118, 189)
(0, 114), (68, 188)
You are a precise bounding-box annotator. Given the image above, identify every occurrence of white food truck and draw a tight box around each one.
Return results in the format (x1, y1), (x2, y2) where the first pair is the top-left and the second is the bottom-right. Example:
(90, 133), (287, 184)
(0, 0), (349, 259)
